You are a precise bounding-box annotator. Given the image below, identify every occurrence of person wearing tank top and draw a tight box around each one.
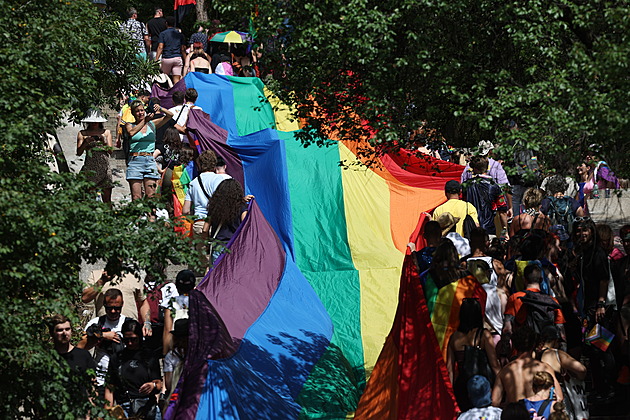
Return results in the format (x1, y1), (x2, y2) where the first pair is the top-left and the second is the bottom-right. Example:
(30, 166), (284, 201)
(125, 100), (173, 200)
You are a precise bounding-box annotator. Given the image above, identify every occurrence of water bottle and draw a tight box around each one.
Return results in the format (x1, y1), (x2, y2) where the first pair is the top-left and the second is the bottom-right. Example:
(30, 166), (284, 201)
(592, 184), (600, 199)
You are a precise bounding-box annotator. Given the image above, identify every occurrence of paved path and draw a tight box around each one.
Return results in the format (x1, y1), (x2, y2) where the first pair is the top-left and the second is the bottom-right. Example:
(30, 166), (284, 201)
(55, 110), (187, 283)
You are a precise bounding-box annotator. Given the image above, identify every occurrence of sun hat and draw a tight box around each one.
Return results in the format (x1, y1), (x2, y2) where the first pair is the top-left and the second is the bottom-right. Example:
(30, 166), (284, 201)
(151, 73), (173, 88)
(467, 375), (492, 408)
(81, 108), (107, 123)
(436, 212), (460, 236)
(477, 140), (495, 156)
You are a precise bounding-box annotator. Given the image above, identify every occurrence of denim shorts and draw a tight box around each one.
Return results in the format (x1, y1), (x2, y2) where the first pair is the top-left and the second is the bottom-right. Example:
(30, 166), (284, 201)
(126, 155), (160, 180)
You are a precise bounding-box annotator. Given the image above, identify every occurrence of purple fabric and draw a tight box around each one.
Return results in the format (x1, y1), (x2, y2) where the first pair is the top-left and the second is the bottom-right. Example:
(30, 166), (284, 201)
(595, 164), (620, 189)
(166, 289), (236, 420)
(150, 78), (187, 110)
(186, 109), (245, 187)
(196, 201), (285, 342)
(461, 157), (510, 185)
(168, 201), (286, 419)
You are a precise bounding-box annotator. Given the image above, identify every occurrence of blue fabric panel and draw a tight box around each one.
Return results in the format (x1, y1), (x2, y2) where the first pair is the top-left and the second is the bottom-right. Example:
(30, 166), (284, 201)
(195, 260), (333, 420)
(228, 128), (295, 258)
(184, 73), (237, 136)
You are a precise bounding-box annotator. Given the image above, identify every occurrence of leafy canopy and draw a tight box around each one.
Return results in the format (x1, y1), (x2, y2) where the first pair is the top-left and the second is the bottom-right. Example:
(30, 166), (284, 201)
(251, 0), (630, 176)
(0, 1), (196, 417)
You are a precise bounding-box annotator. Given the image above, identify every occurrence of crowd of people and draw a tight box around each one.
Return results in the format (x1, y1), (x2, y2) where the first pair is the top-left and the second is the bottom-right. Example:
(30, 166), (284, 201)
(57, 7), (630, 419)
(120, 6), (262, 85)
(410, 140), (628, 419)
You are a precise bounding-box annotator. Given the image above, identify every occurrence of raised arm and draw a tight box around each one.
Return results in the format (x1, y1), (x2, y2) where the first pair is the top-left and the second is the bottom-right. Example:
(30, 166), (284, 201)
(559, 350), (587, 380)
(482, 329), (501, 377)
(151, 105), (174, 129)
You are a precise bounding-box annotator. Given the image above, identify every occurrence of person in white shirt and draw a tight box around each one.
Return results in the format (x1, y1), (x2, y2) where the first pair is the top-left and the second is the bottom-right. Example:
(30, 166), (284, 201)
(183, 150), (231, 270)
(77, 289), (129, 391)
(168, 88), (203, 145)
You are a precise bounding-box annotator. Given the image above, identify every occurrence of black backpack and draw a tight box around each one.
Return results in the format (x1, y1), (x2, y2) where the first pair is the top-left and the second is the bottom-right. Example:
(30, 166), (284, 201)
(517, 290), (561, 334)
(93, 315), (127, 355)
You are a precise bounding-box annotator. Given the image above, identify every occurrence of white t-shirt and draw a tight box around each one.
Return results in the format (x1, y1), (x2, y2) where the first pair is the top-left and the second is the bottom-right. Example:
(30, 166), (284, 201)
(446, 232), (471, 258)
(84, 315), (128, 386)
(458, 406), (502, 420)
(159, 283), (178, 309)
(164, 349), (184, 373)
(184, 172), (232, 217)
(167, 104), (203, 143)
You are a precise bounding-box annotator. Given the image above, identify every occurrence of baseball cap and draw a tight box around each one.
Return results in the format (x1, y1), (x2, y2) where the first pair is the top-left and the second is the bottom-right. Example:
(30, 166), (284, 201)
(445, 180), (461, 194)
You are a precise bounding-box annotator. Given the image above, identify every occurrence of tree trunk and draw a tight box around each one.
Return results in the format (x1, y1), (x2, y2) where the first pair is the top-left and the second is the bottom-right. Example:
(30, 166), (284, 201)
(196, 0), (207, 22)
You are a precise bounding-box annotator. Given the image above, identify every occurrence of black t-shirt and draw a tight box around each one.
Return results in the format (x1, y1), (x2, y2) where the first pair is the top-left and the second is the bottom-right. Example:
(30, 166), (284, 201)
(146, 17), (167, 52)
(209, 204), (248, 242)
(60, 347), (97, 375)
(155, 143), (180, 170)
(107, 348), (161, 401)
(612, 255), (630, 303)
(573, 245), (610, 310)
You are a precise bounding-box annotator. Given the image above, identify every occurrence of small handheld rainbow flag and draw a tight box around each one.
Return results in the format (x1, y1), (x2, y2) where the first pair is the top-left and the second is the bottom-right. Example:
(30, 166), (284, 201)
(585, 323), (615, 352)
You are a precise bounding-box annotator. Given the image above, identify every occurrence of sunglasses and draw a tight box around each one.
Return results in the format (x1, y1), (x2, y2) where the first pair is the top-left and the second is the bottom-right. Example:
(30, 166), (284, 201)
(122, 336), (140, 343)
(105, 305), (123, 311)
(574, 217), (592, 223)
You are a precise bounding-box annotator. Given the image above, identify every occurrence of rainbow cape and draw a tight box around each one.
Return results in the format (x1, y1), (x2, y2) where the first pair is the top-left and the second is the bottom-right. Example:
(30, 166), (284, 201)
(153, 73), (465, 419)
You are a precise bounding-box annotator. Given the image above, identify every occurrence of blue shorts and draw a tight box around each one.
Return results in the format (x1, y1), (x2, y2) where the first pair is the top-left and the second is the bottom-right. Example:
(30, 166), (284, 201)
(126, 155), (160, 180)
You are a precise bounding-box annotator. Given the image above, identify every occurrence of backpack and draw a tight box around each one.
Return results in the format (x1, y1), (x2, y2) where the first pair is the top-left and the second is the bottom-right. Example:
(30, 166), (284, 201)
(520, 397), (553, 420)
(145, 284), (165, 326)
(462, 328), (495, 385)
(463, 203), (477, 240)
(518, 290), (561, 334)
(94, 315), (127, 355)
(547, 196), (574, 234)
(509, 149), (541, 187)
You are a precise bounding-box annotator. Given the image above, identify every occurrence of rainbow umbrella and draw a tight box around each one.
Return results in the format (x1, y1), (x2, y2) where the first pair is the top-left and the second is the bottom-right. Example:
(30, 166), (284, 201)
(209, 30), (244, 44)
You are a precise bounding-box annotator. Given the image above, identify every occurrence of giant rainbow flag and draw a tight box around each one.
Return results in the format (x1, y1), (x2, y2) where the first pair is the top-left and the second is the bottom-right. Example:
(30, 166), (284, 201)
(152, 73), (466, 419)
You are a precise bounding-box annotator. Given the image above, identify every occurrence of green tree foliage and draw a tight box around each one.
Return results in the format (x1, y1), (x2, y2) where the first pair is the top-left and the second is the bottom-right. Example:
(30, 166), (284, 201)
(0, 1), (196, 417)
(252, 0), (630, 176)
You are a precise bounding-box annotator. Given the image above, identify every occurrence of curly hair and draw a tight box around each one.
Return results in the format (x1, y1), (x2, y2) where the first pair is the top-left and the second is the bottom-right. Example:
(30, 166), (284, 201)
(522, 188), (544, 210)
(545, 175), (568, 195)
(197, 150), (217, 172)
(163, 127), (182, 154)
(206, 179), (245, 226)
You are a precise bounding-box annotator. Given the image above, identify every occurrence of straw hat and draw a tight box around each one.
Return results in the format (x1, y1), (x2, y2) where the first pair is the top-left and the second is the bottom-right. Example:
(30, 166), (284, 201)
(436, 212), (460, 236)
(81, 108), (107, 123)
